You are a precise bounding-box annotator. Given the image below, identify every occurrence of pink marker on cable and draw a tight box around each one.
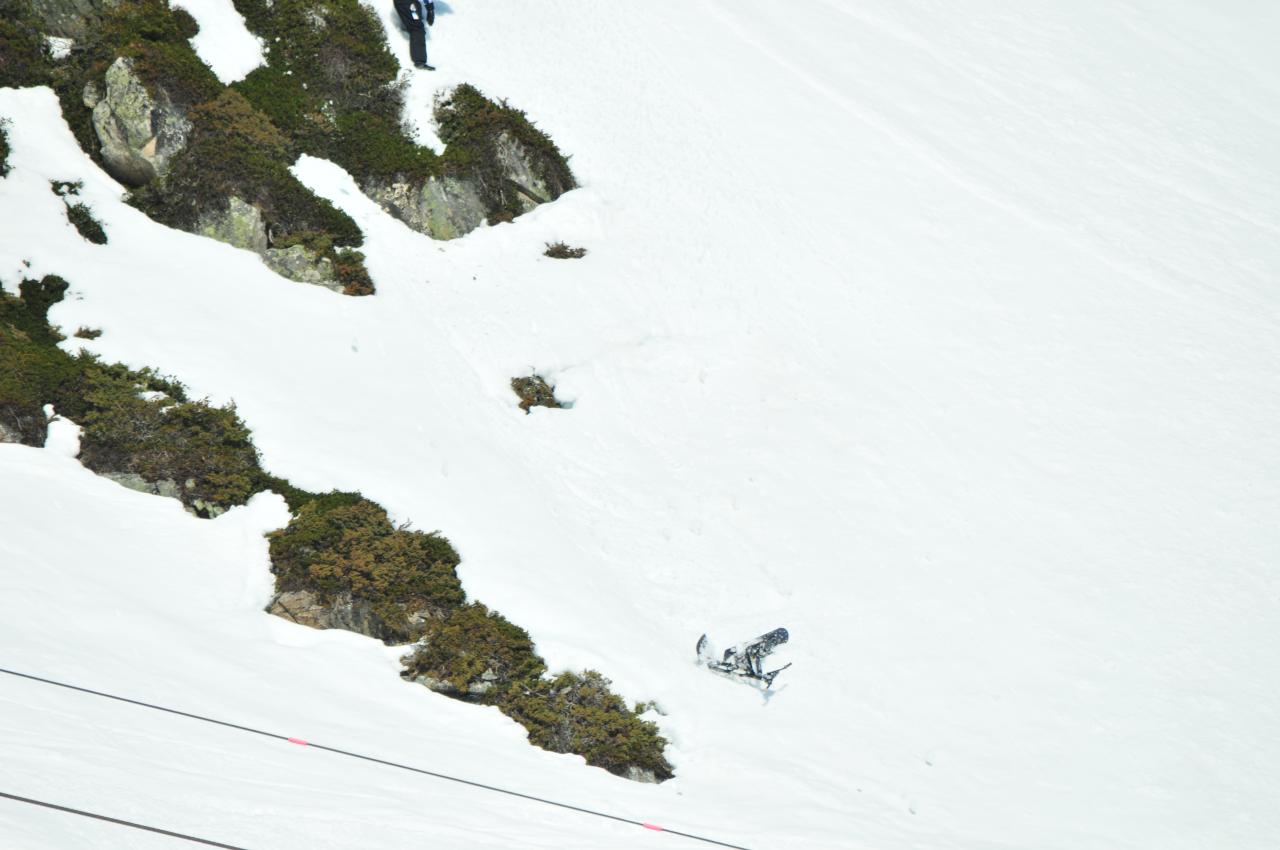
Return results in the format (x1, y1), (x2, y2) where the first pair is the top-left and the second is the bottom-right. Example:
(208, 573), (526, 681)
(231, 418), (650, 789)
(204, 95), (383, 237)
(642, 823), (665, 832)
(287, 737), (309, 746)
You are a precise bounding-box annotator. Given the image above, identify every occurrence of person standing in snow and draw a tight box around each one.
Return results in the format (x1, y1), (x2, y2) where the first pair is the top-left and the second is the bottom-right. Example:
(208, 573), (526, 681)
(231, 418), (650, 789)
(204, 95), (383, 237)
(394, 0), (436, 70)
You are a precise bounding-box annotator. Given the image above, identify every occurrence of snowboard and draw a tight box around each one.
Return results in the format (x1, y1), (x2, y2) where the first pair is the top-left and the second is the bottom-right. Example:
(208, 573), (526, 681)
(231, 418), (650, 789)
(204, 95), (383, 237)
(696, 629), (791, 689)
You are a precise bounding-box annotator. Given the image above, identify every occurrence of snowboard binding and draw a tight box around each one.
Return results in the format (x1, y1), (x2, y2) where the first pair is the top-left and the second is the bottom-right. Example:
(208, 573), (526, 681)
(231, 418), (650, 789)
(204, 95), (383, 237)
(697, 628), (792, 688)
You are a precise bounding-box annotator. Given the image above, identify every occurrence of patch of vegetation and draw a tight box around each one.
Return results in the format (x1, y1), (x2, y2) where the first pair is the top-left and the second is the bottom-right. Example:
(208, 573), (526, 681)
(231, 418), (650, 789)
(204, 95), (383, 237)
(76, 373), (262, 512)
(133, 89), (362, 245)
(544, 242), (587, 260)
(511, 375), (562, 413)
(0, 120), (11, 178)
(333, 248), (374, 296)
(0, 275), (262, 510)
(503, 671), (674, 781)
(402, 603), (546, 694)
(267, 497), (465, 641)
(400, 608), (672, 780)
(54, 181), (109, 245)
(51, 0), (221, 162)
(436, 84), (576, 223)
(1, 272), (669, 780)
(0, 0), (54, 89)
(74, 326), (103, 339)
(231, 0), (436, 183)
(66, 202), (108, 243)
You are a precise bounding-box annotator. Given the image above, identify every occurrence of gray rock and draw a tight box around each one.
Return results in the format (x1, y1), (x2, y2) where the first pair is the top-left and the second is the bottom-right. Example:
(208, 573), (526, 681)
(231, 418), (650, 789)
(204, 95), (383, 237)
(263, 245), (340, 290)
(102, 472), (182, 500)
(363, 175), (487, 241)
(624, 766), (662, 784)
(195, 198), (340, 290)
(493, 131), (552, 212)
(267, 590), (434, 642)
(0, 403), (47, 446)
(91, 57), (190, 187)
(196, 197), (269, 254)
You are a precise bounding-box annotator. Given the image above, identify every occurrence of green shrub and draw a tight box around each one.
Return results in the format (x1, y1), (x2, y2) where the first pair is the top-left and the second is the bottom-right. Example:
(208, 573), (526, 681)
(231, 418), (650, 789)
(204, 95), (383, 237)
(333, 248), (374, 296)
(502, 671), (674, 781)
(231, 0), (427, 182)
(544, 242), (587, 259)
(133, 89), (363, 249)
(0, 0), (53, 89)
(66, 203), (109, 244)
(267, 498), (465, 640)
(75, 369), (263, 512)
(436, 84), (576, 222)
(402, 603), (546, 695)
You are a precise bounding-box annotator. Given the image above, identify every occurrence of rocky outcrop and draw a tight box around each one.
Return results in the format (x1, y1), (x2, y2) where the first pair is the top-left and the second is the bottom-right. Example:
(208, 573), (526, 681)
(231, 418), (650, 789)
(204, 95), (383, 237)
(98, 472), (230, 517)
(29, 0), (115, 39)
(404, 664), (501, 698)
(267, 590), (435, 642)
(196, 196), (269, 254)
(362, 175), (486, 241)
(0, 403), (47, 446)
(493, 131), (553, 211)
(195, 197), (341, 290)
(84, 57), (190, 187)
(262, 246), (338, 290)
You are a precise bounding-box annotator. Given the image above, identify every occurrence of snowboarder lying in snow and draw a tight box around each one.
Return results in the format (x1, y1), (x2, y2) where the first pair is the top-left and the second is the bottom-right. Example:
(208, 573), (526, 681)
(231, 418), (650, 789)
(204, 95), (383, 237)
(697, 628), (791, 688)
(394, 0), (436, 70)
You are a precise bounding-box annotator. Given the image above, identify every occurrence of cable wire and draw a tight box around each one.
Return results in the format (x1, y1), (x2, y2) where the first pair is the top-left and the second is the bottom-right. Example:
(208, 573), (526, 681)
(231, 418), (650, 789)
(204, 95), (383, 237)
(0, 667), (751, 850)
(0, 790), (250, 849)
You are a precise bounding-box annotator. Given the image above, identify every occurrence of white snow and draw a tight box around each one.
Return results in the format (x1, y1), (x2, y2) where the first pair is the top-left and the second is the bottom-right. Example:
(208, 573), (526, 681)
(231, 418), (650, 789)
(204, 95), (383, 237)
(3, 1), (1280, 848)
(170, 0), (264, 84)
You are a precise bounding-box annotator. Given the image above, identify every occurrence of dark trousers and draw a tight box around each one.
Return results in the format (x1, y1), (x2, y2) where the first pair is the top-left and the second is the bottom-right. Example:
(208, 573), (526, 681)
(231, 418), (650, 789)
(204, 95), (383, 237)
(393, 0), (428, 66)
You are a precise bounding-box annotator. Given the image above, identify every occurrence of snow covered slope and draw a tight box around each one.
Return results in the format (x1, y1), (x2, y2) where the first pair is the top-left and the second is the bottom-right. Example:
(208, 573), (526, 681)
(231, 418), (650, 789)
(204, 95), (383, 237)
(4, 1), (1280, 848)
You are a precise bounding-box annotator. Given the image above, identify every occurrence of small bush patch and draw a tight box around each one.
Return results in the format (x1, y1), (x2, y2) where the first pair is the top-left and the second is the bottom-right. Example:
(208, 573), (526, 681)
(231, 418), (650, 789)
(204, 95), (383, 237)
(74, 326), (103, 339)
(502, 671), (674, 781)
(402, 603), (546, 695)
(436, 84), (576, 223)
(0, 0), (54, 90)
(267, 497), (465, 640)
(66, 203), (109, 244)
(0, 121), (10, 178)
(511, 375), (562, 413)
(544, 242), (587, 260)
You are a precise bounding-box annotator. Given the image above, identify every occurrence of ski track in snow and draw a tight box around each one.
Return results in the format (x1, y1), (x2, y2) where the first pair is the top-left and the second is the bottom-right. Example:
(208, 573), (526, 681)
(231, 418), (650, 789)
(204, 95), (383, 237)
(3, 0), (1280, 848)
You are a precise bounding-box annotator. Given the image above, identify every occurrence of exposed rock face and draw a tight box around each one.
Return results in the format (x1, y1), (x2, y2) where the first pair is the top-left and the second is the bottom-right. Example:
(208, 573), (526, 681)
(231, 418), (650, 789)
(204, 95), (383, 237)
(363, 176), (486, 241)
(29, 0), (115, 39)
(196, 196), (268, 254)
(493, 131), (552, 211)
(267, 590), (435, 643)
(195, 197), (340, 289)
(263, 245), (339, 290)
(404, 665), (500, 698)
(97, 473), (229, 517)
(0, 403), (47, 446)
(101, 472), (182, 500)
(87, 58), (190, 188)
